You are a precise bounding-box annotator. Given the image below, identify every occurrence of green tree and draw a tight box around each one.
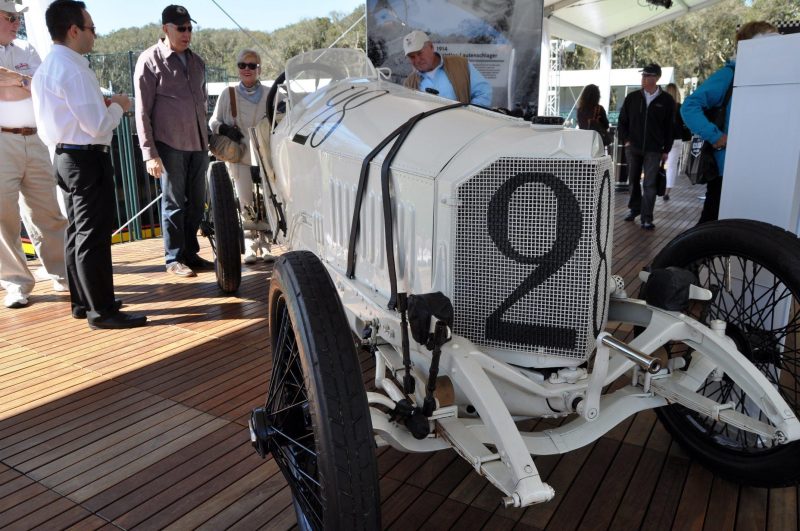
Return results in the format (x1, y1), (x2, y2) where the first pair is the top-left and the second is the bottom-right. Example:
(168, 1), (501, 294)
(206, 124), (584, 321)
(90, 6), (366, 90)
(612, 0), (799, 89)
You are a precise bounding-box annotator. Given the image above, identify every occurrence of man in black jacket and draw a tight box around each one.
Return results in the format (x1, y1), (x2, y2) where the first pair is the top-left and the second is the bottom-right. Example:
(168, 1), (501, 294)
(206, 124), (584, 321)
(617, 63), (674, 230)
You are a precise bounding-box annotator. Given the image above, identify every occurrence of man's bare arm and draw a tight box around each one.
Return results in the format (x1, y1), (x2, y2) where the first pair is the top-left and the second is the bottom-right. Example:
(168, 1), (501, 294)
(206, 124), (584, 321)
(0, 66), (31, 101)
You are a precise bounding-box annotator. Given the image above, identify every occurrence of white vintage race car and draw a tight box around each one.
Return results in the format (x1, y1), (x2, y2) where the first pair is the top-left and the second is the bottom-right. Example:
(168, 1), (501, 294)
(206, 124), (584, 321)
(226, 48), (800, 529)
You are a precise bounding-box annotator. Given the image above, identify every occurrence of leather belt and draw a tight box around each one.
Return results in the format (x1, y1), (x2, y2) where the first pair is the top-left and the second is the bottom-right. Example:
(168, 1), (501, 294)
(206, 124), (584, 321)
(56, 143), (111, 153)
(1, 127), (37, 136)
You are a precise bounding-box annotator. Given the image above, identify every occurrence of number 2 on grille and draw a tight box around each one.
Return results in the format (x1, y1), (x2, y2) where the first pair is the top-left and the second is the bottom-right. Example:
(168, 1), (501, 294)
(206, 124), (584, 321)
(485, 172), (582, 349)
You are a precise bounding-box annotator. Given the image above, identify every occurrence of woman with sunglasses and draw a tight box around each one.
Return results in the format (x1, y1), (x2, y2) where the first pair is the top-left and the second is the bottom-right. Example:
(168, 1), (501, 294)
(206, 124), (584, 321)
(209, 49), (271, 264)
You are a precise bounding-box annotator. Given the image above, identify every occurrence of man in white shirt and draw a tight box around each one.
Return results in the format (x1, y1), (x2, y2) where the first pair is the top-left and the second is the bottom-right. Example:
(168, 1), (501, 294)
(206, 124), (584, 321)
(32, 0), (146, 329)
(0, 0), (67, 309)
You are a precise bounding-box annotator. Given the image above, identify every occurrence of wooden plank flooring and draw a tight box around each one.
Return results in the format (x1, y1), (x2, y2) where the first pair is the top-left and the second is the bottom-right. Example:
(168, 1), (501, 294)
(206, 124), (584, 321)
(1, 179), (798, 530)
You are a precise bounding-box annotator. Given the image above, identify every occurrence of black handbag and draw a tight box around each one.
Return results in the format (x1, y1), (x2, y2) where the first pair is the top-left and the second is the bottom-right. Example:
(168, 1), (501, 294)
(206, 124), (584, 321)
(681, 68), (734, 185)
(657, 163), (667, 196)
(681, 136), (719, 185)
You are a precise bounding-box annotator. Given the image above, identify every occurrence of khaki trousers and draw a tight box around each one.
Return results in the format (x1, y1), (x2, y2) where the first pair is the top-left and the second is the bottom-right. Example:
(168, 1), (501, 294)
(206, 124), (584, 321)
(0, 131), (67, 297)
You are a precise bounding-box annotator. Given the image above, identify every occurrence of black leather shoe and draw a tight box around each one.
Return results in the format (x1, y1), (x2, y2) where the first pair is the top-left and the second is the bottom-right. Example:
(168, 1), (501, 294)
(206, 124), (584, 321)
(623, 211), (638, 222)
(88, 311), (147, 330)
(641, 222), (656, 230)
(185, 255), (215, 270)
(73, 298), (123, 319)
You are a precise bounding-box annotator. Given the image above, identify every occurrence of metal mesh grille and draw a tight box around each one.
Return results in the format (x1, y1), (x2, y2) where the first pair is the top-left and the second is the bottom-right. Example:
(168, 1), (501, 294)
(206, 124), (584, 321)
(452, 157), (613, 360)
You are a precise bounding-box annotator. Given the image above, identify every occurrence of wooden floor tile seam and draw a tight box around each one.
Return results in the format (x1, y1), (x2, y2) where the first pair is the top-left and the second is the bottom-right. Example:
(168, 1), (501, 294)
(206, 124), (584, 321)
(35, 414), (227, 504)
(0, 360), (94, 394)
(0, 391), (169, 465)
(4, 396), (182, 470)
(80, 424), (248, 518)
(0, 379), (128, 438)
(0, 373), (108, 421)
(21, 403), (200, 481)
(65, 416), (231, 505)
(0, 469), (113, 530)
(110, 443), (259, 528)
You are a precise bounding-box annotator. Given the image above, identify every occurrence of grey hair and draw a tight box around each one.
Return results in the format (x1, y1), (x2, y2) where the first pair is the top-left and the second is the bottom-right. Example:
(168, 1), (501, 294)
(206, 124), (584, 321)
(236, 49), (261, 64)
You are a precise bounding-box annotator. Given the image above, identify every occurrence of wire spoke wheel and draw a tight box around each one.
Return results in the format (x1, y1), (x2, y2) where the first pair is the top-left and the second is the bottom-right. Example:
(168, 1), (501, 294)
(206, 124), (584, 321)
(651, 219), (800, 486)
(260, 251), (380, 530)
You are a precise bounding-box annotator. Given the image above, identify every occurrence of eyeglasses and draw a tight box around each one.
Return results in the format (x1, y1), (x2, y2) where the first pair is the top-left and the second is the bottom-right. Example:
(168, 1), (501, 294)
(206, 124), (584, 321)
(169, 24), (193, 33)
(0, 13), (22, 23)
(237, 62), (259, 70)
(79, 25), (96, 36)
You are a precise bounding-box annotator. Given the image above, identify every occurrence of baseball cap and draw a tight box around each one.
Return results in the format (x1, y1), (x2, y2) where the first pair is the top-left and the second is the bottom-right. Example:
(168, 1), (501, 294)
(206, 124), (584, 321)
(162, 4), (196, 25)
(403, 30), (430, 55)
(0, 1), (27, 13)
(640, 63), (662, 77)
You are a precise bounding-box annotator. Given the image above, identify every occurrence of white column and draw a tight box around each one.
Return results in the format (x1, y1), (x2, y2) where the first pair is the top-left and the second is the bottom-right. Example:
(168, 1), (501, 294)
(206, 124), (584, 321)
(599, 44), (612, 112)
(537, 18), (551, 116)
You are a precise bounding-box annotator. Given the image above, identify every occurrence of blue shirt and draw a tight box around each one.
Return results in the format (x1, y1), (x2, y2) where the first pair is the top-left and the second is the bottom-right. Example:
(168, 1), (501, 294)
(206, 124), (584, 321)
(416, 54), (492, 107)
(681, 60), (735, 174)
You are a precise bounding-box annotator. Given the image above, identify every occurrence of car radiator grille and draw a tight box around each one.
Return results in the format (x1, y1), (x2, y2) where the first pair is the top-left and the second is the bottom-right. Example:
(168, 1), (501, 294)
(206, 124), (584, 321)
(452, 157), (613, 361)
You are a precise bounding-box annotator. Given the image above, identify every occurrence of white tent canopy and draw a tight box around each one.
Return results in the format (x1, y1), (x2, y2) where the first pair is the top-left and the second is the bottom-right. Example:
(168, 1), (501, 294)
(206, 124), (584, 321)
(538, 0), (724, 115)
(544, 0), (724, 51)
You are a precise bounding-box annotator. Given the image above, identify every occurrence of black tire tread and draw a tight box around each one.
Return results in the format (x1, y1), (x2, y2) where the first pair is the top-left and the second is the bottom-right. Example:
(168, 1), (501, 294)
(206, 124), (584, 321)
(209, 162), (242, 293)
(269, 251), (380, 529)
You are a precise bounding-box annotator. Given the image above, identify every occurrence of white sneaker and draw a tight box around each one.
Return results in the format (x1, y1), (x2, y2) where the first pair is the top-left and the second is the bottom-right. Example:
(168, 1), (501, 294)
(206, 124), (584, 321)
(166, 262), (197, 277)
(52, 279), (69, 292)
(260, 253), (276, 263)
(4, 293), (29, 309)
(243, 252), (259, 264)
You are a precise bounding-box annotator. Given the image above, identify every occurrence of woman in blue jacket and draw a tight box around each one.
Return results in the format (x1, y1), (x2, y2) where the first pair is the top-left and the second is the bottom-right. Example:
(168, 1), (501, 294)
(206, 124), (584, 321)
(681, 20), (777, 224)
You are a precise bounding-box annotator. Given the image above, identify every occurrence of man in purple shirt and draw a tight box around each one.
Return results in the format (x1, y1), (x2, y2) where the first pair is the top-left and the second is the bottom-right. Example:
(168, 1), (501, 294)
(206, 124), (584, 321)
(134, 4), (212, 277)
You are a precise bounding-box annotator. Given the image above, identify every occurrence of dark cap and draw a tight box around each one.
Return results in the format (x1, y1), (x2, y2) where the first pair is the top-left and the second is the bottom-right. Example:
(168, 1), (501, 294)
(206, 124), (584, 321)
(162, 4), (195, 25)
(639, 63), (662, 77)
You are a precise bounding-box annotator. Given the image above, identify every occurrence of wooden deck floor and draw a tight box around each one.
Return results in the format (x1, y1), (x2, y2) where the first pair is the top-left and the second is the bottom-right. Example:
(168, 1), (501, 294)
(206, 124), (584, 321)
(1, 179), (798, 530)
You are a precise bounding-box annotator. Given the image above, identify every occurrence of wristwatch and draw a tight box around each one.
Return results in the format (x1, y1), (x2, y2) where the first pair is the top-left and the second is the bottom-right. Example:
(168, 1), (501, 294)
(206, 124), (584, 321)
(20, 77), (30, 88)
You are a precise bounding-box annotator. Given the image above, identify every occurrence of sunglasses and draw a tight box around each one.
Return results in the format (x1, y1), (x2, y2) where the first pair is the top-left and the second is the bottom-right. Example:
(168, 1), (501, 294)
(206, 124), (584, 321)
(1, 13), (22, 23)
(169, 24), (193, 33)
(79, 25), (96, 36)
(238, 62), (259, 70)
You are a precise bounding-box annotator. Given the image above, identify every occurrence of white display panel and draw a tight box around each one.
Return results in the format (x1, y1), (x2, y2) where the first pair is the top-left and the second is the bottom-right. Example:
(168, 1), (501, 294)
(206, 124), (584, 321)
(721, 32), (800, 235)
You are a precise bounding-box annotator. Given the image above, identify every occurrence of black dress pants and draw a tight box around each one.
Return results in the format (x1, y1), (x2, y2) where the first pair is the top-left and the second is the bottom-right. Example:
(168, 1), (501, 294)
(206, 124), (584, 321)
(625, 145), (662, 224)
(55, 148), (117, 319)
(698, 176), (723, 224)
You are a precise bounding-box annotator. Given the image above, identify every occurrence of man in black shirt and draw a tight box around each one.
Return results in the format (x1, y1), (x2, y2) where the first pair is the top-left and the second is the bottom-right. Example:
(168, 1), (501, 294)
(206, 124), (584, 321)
(617, 63), (674, 230)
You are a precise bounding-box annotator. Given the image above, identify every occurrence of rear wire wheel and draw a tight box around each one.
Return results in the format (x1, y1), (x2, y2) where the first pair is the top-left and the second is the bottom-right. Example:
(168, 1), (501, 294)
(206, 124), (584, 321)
(265, 251), (380, 530)
(208, 162), (242, 293)
(650, 219), (800, 486)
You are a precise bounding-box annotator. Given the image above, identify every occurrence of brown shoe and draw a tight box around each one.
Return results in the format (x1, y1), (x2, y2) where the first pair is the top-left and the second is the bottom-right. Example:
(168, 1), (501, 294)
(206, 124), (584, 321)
(167, 262), (196, 277)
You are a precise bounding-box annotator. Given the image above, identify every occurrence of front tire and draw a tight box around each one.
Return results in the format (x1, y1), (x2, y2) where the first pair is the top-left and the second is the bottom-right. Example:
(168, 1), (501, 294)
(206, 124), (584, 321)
(262, 251), (380, 530)
(208, 162), (242, 293)
(650, 219), (800, 487)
